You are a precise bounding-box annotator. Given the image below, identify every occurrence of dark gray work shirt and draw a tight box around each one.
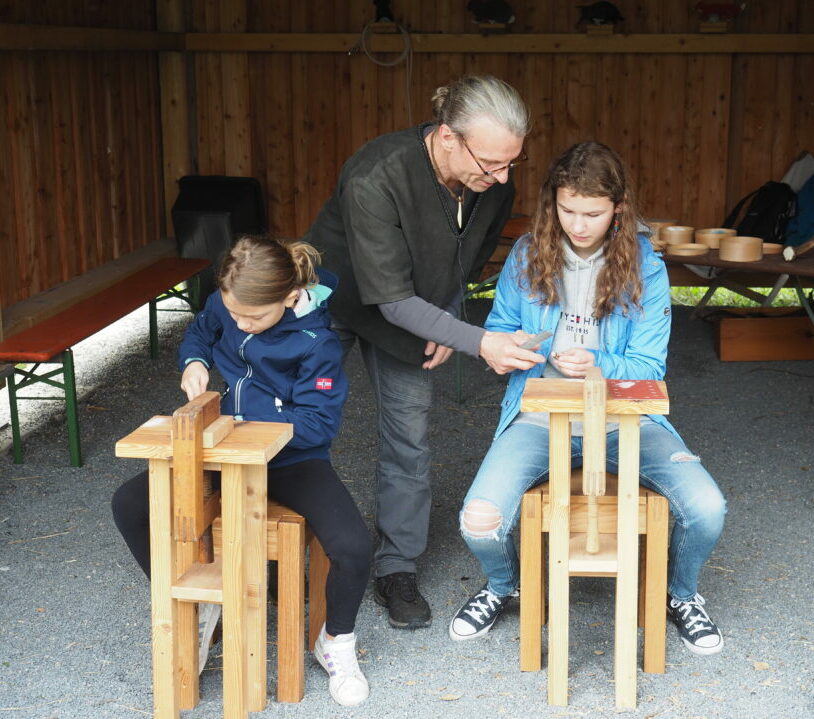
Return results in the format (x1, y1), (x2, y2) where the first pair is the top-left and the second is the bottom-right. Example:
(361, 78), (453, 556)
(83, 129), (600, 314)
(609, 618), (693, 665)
(304, 122), (515, 365)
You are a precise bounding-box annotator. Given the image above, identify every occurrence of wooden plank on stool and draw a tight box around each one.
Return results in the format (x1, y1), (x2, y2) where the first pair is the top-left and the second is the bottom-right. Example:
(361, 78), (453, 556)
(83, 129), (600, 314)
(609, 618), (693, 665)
(277, 516), (306, 702)
(148, 458), (180, 719)
(307, 534), (330, 651)
(244, 464), (269, 712)
(172, 391), (220, 541)
(203, 415), (235, 448)
(615, 415), (641, 709)
(520, 487), (543, 671)
(221, 463), (248, 719)
(547, 411), (572, 706)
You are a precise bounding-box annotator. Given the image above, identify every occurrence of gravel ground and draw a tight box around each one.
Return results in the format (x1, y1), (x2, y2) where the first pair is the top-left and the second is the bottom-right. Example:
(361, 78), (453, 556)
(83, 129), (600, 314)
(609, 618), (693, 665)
(1, 301), (813, 719)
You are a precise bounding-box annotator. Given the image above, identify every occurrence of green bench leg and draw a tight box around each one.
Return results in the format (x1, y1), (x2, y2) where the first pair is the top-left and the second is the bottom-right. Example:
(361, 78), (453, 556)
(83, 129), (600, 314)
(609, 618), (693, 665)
(62, 349), (82, 467)
(149, 298), (158, 360)
(6, 369), (23, 464)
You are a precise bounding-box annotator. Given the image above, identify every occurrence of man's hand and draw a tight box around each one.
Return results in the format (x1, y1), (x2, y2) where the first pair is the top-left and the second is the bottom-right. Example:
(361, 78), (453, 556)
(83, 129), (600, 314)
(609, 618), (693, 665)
(422, 341), (454, 370)
(549, 347), (595, 378)
(479, 331), (547, 375)
(181, 361), (210, 400)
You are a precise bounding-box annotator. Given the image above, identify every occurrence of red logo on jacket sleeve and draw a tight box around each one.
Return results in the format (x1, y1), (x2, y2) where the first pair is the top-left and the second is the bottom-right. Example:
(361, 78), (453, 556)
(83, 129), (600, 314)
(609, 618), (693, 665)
(315, 377), (333, 390)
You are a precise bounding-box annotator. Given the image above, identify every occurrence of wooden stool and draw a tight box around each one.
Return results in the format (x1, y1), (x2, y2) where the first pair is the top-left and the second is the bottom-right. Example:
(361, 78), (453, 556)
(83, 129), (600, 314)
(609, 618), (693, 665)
(210, 500), (329, 701)
(517, 369), (670, 709)
(519, 470), (668, 675)
(115, 392), (328, 719)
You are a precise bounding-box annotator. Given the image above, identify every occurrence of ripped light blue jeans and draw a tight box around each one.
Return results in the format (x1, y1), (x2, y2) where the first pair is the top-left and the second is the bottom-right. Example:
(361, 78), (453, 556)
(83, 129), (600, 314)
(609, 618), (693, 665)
(460, 417), (726, 601)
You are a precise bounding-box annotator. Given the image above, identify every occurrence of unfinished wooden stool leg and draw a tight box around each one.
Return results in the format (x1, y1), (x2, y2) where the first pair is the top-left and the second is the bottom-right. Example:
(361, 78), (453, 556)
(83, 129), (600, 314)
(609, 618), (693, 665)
(221, 463), (250, 719)
(520, 487), (544, 671)
(643, 493), (668, 674)
(307, 534), (329, 651)
(244, 465), (269, 711)
(614, 415), (641, 710)
(547, 411), (572, 706)
(277, 516), (306, 702)
(148, 458), (181, 719)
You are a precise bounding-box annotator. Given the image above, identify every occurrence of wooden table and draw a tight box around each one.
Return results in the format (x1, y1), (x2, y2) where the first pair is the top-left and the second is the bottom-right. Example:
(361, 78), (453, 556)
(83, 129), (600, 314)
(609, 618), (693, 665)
(662, 247), (814, 322)
(521, 374), (669, 710)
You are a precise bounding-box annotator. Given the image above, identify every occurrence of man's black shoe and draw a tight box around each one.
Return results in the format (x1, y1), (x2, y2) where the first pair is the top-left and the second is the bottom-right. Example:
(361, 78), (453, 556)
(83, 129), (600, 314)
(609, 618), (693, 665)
(374, 572), (431, 628)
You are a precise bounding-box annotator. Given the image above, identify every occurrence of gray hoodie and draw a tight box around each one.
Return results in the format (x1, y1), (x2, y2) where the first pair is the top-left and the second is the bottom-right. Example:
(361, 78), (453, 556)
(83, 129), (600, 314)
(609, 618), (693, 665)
(543, 240), (604, 378)
(515, 239), (615, 436)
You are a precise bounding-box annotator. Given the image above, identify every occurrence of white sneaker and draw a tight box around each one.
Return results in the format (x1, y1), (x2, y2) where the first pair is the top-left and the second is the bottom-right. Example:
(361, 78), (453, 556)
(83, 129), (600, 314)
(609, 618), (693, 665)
(313, 626), (370, 706)
(197, 602), (221, 674)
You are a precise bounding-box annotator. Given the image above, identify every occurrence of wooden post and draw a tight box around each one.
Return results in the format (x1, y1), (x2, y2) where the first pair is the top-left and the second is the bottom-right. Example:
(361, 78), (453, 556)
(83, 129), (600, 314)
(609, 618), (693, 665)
(643, 492), (668, 674)
(615, 414), (641, 710)
(244, 464), (269, 712)
(519, 488), (544, 671)
(221, 463), (249, 719)
(277, 515), (306, 702)
(219, 0), (252, 178)
(148, 458), (180, 719)
(547, 411), (572, 706)
(171, 391), (219, 707)
(157, 0), (192, 236)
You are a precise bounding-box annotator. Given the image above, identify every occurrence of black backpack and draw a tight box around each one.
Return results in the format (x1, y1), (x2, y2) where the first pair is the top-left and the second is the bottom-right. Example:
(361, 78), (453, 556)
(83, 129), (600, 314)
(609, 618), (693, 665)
(723, 181), (797, 243)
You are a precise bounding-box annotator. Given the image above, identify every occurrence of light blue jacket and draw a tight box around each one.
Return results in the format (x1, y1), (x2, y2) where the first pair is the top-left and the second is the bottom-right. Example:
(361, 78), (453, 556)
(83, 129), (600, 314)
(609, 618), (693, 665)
(486, 234), (678, 439)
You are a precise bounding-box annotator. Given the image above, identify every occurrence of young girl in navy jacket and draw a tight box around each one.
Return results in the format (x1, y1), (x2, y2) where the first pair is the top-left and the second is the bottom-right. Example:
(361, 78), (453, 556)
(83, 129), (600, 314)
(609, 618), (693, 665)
(112, 235), (371, 707)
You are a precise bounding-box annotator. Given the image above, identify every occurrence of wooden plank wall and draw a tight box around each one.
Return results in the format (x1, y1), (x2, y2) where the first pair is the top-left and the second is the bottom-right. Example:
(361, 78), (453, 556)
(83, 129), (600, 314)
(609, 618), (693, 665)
(2, 0), (814, 312)
(0, 1), (162, 308)
(189, 0), (814, 239)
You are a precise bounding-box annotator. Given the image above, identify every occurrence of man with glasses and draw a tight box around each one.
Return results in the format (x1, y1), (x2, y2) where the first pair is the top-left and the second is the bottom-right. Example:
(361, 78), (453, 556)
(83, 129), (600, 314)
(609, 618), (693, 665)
(305, 75), (544, 630)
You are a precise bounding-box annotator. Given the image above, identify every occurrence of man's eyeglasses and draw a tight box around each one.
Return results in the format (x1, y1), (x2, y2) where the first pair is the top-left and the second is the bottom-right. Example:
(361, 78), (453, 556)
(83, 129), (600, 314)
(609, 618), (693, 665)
(459, 135), (528, 178)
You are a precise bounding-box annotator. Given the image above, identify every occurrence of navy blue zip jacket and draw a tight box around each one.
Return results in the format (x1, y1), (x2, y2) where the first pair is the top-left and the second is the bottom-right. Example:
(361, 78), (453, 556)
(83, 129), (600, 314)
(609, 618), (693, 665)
(177, 270), (348, 468)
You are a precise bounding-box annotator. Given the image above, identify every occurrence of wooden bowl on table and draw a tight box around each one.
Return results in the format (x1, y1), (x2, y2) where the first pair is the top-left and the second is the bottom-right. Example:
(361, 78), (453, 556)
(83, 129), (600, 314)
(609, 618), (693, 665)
(695, 228), (736, 249)
(666, 243), (709, 257)
(662, 225), (695, 245)
(719, 235), (763, 262)
(762, 242), (783, 255)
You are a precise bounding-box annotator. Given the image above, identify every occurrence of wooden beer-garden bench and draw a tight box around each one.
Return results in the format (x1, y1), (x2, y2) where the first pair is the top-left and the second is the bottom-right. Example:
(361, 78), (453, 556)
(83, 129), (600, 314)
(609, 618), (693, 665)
(0, 256), (209, 466)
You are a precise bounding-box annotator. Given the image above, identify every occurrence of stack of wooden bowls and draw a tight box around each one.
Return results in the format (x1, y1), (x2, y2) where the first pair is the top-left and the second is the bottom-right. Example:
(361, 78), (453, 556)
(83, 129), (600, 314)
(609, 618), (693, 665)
(644, 219), (677, 251)
(695, 228), (736, 249)
(661, 225), (710, 256)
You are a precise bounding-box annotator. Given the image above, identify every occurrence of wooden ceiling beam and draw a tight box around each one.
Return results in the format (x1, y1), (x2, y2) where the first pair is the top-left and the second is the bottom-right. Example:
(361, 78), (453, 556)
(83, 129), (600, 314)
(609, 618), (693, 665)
(2, 25), (813, 54)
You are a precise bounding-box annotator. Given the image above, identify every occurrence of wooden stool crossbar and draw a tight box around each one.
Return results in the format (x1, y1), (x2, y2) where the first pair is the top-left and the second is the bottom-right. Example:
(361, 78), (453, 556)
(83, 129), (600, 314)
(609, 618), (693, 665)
(517, 369), (670, 709)
(115, 392), (328, 719)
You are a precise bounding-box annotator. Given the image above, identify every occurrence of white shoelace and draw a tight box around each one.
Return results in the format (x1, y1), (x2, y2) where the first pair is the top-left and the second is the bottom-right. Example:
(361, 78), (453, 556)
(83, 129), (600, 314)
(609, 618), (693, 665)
(463, 590), (502, 625)
(672, 594), (714, 636)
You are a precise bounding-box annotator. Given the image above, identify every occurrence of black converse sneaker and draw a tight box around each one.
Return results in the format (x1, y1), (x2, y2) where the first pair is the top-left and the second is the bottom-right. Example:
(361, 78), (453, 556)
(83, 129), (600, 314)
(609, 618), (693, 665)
(667, 593), (723, 656)
(448, 585), (517, 641)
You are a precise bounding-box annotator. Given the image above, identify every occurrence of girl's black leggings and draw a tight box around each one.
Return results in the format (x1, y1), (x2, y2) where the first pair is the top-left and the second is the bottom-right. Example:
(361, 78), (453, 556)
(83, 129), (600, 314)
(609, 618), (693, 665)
(111, 458), (371, 636)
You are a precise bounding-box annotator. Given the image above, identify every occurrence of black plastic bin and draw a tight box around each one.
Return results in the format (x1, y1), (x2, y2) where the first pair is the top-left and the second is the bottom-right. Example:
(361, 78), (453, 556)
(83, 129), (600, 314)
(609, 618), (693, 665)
(171, 176), (267, 300)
